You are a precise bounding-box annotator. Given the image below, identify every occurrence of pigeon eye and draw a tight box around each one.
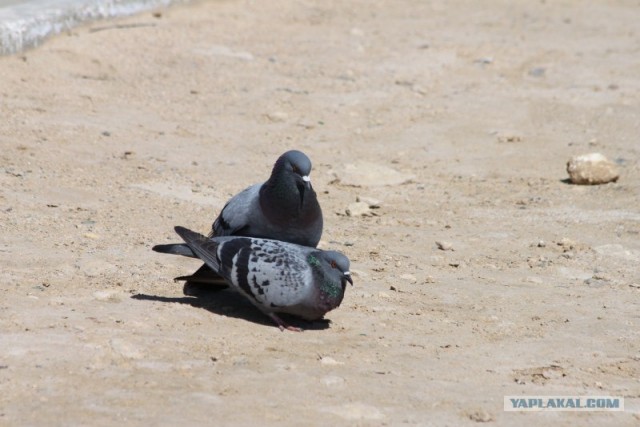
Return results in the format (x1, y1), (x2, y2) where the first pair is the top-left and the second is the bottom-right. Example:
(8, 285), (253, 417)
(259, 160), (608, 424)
(292, 165), (300, 174)
(330, 260), (337, 268)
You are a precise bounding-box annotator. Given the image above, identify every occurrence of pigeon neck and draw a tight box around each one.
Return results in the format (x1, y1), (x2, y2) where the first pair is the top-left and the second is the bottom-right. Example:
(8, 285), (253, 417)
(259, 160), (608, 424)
(307, 254), (345, 309)
(261, 170), (305, 216)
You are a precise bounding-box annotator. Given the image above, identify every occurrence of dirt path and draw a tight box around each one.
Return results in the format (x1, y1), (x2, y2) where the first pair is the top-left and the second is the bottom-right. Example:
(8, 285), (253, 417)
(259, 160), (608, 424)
(1, 0), (639, 425)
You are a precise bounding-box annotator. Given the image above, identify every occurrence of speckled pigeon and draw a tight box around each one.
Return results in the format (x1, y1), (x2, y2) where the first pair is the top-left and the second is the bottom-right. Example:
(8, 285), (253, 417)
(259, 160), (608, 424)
(153, 150), (323, 290)
(171, 226), (352, 331)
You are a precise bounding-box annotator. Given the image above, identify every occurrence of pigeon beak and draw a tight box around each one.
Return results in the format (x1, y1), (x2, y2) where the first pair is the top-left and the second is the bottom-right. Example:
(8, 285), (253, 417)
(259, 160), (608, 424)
(302, 175), (311, 190)
(344, 272), (353, 286)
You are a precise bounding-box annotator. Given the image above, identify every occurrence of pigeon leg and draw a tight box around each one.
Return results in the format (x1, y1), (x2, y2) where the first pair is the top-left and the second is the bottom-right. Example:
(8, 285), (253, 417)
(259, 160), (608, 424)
(268, 313), (302, 332)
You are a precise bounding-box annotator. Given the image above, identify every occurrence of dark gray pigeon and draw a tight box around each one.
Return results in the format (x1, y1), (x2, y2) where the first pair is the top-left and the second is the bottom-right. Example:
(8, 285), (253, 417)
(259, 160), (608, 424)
(171, 226), (352, 331)
(153, 150), (323, 289)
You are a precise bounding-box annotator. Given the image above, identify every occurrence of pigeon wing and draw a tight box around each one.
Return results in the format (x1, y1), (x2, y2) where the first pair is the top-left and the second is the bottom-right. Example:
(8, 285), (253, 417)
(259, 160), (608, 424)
(217, 239), (314, 309)
(211, 184), (261, 237)
(174, 226), (224, 273)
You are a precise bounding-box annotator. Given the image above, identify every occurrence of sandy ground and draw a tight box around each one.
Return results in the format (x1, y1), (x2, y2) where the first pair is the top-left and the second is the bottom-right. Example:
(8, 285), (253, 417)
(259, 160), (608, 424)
(1, 0), (640, 425)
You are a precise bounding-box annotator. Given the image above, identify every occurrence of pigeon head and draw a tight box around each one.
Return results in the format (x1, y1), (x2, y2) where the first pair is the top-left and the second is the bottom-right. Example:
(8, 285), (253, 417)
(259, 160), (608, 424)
(281, 150), (312, 181)
(266, 150), (315, 207)
(279, 150), (313, 192)
(320, 250), (353, 289)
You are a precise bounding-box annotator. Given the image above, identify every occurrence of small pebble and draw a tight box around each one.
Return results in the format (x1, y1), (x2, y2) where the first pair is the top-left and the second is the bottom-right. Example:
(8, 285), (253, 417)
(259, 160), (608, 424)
(336, 161), (414, 187)
(93, 290), (121, 302)
(400, 273), (417, 283)
(319, 356), (344, 366)
(346, 202), (371, 217)
(265, 111), (289, 122)
(435, 240), (454, 251)
(356, 195), (381, 208)
(566, 152), (619, 185)
(467, 408), (493, 422)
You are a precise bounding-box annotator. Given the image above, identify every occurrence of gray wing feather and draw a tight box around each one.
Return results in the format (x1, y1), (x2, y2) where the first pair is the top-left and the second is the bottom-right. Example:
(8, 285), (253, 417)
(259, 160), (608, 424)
(174, 226), (223, 272)
(231, 240), (314, 309)
(212, 184), (261, 236)
(152, 243), (197, 258)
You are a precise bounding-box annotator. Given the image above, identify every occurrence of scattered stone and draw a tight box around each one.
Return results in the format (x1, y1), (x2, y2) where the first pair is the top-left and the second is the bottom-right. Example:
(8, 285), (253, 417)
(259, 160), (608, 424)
(541, 367), (564, 379)
(537, 240), (546, 248)
(83, 232), (100, 239)
(346, 201), (371, 217)
(496, 132), (522, 143)
(474, 57), (493, 65)
(467, 408), (493, 422)
(265, 111), (289, 122)
(556, 237), (590, 253)
(400, 273), (417, 283)
(335, 161), (414, 187)
(585, 277), (610, 288)
(527, 256), (552, 268)
(566, 153), (619, 185)
(93, 290), (121, 302)
(356, 195), (381, 208)
(423, 275), (435, 284)
(435, 240), (454, 251)
(319, 356), (344, 366)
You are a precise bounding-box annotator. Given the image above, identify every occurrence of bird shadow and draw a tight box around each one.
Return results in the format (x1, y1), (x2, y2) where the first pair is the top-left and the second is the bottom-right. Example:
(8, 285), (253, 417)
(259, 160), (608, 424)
(131, 286), (332, 331)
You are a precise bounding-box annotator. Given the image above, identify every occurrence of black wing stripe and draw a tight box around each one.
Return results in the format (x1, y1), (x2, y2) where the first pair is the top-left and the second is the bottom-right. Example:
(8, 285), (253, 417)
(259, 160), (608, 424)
(234, 247), (256, 300)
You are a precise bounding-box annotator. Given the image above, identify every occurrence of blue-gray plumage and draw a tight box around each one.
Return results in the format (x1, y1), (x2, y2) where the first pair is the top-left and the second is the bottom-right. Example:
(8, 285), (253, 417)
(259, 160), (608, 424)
(172, 226), (352, 331)
(153, 150), (323, 289)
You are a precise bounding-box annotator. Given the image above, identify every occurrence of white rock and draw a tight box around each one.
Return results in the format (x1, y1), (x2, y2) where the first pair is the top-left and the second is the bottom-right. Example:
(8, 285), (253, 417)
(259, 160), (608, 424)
(346, 201), (371, 217)
(337, 161), (414, 187)
(400, 273), (417, 283)
(265, 111), (289, 122)
(566, 153), (619, 185)
(435, 240), (454, 251)
(356, 195), (382, 208)
(93, 290), (121, 302)
(319, 356), (344, 366)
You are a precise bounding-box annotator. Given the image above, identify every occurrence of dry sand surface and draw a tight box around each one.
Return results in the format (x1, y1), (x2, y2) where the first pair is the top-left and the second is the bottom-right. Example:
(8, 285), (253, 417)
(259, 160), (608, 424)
(1, 0), (640, 425)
